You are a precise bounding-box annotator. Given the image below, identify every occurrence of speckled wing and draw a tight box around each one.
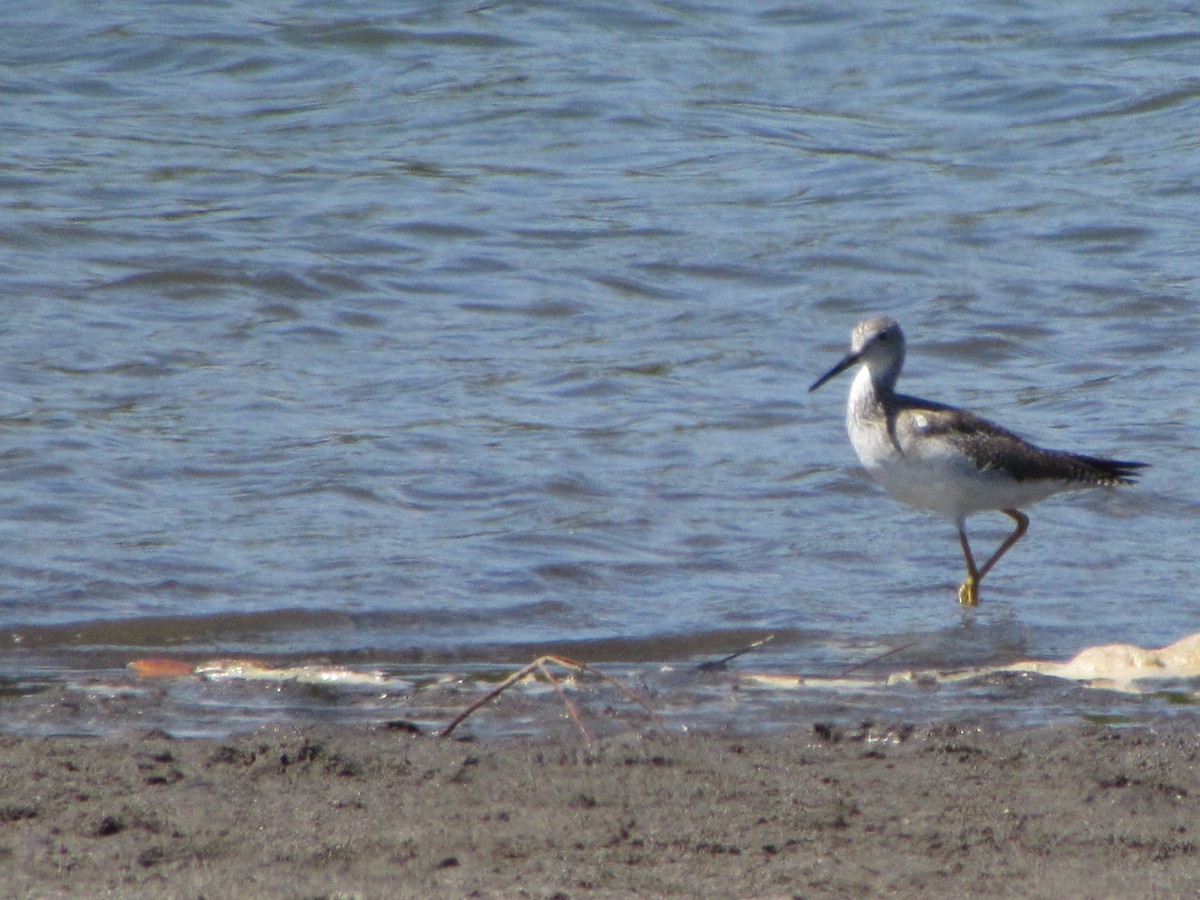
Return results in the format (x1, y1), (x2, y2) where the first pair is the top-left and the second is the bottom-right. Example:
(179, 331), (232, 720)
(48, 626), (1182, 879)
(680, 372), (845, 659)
(892, 396), (1147, 486)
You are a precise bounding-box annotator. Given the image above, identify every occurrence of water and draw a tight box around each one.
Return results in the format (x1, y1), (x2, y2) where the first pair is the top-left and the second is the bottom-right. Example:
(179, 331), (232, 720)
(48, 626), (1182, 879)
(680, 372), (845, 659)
(0, 0), (1197, 734)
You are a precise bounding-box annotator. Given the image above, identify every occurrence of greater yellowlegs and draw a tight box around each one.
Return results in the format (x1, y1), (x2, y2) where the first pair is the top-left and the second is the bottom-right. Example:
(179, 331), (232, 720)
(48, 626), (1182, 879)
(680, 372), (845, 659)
(809, 317), (1146, 605)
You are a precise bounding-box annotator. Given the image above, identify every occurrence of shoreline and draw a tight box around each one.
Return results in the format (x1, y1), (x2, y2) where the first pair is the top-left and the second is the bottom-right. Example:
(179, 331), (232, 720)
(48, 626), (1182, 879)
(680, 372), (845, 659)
(1, 719), (1197, 897)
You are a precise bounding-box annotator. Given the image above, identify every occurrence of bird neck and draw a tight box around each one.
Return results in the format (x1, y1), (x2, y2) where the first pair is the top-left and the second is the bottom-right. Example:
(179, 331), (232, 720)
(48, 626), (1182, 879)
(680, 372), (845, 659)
(848, 365), (888, 424)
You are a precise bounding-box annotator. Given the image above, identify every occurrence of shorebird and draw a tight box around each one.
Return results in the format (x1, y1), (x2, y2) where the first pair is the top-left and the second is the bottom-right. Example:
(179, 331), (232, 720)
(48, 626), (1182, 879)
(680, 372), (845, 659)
(809, 317), (1146, 605)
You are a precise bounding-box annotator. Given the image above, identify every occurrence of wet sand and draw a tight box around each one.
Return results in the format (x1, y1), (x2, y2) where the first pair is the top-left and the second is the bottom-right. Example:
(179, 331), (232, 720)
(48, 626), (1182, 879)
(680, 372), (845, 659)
(1, 719), (1198, 898)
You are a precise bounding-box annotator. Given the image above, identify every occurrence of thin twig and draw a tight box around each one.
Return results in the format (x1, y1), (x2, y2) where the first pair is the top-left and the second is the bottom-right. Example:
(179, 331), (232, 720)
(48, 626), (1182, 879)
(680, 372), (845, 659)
(837, 640), (919, 678)
(551, 656), (668, 734)
(439, 659), (542, 738)
(438, 654), (668, 739)
(537, 659), (591, 741)
(697, 634), (775, 672)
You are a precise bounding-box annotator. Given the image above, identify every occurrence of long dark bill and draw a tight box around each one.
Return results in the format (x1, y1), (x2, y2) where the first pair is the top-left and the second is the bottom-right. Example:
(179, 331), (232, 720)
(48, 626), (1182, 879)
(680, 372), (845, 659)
(808, 351), (860, 392)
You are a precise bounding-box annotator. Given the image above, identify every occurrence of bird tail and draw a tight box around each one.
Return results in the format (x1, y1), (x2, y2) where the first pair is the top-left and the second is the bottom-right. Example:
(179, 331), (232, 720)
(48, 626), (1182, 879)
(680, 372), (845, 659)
(1073, 456), (1148, 485)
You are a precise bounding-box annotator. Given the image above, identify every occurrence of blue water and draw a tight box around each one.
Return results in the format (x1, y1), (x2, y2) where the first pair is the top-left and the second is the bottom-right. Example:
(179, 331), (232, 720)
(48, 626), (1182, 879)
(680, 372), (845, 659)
(0, 0), (1196, 733)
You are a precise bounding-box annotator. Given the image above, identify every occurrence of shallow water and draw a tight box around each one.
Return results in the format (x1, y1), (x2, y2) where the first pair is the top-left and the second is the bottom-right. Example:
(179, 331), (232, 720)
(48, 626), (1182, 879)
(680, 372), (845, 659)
(0, 0), (1196, 734)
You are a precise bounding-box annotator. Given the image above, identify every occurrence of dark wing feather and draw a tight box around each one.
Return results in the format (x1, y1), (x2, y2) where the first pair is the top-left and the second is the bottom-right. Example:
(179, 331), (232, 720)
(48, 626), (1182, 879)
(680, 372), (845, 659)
(892, 394), (1147, 485)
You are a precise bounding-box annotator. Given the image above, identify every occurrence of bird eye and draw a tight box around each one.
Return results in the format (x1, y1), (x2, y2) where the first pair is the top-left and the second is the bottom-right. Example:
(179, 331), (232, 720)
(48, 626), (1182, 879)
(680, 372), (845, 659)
(877, 332), (889, 342)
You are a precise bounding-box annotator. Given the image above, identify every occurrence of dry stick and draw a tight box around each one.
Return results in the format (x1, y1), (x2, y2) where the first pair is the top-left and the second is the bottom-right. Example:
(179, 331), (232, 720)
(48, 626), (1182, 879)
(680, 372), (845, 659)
(837, 640), (919, 679)
(439, 658), (543, 738)
(536, 659), (592, 741)
(439, 654), (668, 739)
(565, 656), (669, 735)
(696, 634), (775, 671)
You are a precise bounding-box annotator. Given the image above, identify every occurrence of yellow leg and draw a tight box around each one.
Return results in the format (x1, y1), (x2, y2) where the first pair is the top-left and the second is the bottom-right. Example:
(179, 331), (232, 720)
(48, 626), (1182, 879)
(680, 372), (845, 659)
(957, 526), (980, 605)
(957, 574), (979, 606)
(956, 510), (1029, 606)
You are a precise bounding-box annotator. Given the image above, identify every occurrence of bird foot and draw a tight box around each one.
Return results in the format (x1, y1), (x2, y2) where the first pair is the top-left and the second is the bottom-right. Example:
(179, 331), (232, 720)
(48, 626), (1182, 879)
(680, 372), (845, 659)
(958, 577), (979, 606)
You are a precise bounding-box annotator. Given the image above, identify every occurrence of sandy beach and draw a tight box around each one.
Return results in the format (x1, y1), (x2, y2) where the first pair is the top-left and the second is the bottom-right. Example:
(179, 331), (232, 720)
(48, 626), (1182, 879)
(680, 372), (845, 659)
(1, 718), (1197, 898)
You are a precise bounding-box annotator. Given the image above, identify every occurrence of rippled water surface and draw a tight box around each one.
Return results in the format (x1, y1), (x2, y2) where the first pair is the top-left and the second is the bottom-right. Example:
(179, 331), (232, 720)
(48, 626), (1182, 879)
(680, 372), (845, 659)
(1, 1), (1197, 733)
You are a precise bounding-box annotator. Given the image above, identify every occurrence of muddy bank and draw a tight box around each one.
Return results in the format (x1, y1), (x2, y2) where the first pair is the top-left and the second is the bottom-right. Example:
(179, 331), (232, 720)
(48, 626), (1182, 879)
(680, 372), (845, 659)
(0, 720), (1198, 897)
